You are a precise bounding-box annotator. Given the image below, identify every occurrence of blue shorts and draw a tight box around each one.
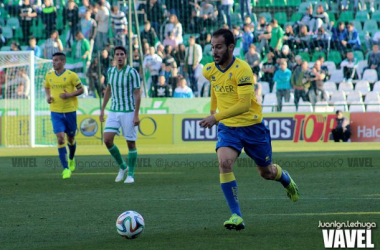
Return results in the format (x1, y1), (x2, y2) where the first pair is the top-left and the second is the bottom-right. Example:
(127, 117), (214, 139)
(216, 122), (272, 167)
(51, 111), (77, 136)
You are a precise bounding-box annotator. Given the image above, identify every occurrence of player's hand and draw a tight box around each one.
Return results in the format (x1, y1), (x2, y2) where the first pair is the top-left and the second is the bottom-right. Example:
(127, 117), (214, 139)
(47, 97), (54, 104)
(59, 90), (72, 99)
(133, 115), (140, 126)
(99, 110), (105, 122)
(199, 115), (217, 129)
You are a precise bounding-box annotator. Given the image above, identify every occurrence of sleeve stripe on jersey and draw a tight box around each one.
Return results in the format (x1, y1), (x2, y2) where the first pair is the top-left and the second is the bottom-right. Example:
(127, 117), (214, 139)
(131, 69), (141, 89)
(238, 83), (253, 86)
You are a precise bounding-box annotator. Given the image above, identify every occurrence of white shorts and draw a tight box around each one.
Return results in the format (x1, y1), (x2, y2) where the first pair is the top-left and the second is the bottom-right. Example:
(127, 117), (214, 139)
(104, 111), (137, 141)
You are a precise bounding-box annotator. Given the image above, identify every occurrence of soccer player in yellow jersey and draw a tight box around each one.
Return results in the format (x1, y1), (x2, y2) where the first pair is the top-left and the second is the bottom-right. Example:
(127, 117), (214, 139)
(200, 29), (299, 230)
(44, 52), (84, 179)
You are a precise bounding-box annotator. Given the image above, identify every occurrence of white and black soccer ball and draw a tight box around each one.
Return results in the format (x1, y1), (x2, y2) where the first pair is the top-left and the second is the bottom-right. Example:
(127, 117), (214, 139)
(116, 211), (145, 239)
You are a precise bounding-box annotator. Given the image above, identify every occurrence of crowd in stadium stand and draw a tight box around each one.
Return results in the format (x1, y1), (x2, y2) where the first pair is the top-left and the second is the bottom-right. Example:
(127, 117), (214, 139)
(1, 0), (380, 112)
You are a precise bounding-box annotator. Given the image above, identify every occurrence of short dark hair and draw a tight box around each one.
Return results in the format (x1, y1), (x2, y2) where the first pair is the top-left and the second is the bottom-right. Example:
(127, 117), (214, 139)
(212, 29), (235, 47)
(52, 52), (66, 60)
(114, 46), (127, 55)
(336, 110), (342, 114)
(29, 36), (36, 41)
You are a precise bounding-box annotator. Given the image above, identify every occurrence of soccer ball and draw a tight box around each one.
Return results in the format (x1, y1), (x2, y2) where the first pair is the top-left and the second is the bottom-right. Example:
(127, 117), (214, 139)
(116, 211), (145, 239)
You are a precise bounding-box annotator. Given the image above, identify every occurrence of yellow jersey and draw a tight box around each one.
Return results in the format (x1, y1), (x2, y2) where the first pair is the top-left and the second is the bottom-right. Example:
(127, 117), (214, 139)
(44, 69), (82, 113)
(203, 57), (262, 127)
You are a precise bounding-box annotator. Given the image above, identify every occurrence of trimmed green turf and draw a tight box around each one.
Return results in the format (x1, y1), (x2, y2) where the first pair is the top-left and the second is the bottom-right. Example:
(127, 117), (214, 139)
(1, 151), (380, 250)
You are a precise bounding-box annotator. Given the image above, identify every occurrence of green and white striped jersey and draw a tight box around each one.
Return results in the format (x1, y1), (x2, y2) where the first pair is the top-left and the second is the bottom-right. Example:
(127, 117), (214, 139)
(106, 65), (141, 112)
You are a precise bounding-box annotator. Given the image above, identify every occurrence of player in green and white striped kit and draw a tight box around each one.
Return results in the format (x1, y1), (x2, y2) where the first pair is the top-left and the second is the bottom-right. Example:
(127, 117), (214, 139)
(100, 46), (141, 184)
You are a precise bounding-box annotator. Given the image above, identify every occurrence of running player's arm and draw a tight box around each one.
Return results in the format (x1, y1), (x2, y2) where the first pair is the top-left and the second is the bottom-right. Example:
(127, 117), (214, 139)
(43, 73), (53, 103)
(132, 69), (141, 126)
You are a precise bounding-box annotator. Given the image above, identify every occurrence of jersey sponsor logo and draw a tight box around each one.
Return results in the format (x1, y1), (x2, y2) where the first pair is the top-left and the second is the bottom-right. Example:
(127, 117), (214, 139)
(51, 84), (69, 89)
(211, 76), (216, 81)
(239, 76), (251, 83)
(235, 65), (239, 68)
(213, 85), (234, 93)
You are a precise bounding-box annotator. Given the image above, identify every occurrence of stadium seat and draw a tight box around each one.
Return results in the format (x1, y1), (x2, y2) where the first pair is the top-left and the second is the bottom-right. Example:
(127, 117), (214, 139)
(327, 50), (342, 65)
(260, 81), (270, 95)
(364, 20), (378, 34)
(346, 90), (362, 104)
(259, 12), (272, 22)
(312, 51), (326, 62)
(0, 18), (4, 26)
(297, 101), (313, 112)
(338, 11), (354, 22)
(349, 101), (365, 112)
(263, 93), (277, 112)
(6, 17), (19, 29)
(231, 13), (242, 26)
(333, 101), (348, 111)
(281, 102), (297, 112)
(362, 69), (378, 83)
(290, 12), (302, 22)
(371, 10), (380, 22)
(364, 91), (380, 103)
(2, 26), (13, 39)
(297, 52), (310, 62)
(356, 60), (368, 78)
(273, 0), (287, 7)
(257, 0), (272, 7)
(353, 51), (364, 61)
(330, 91), (346, 102)
(324, 81), (337, 94)
(274, 12), (287, 26)
(366, 103), (380, 112)
(355, 11), (369, 23)
(329, 69), (344, 83)
(338, 82), (354, 94)
(352, 20), (363, 33)
(287, 0), (302, 7)
(323, 61), (336, 72)
(298, 2), (312, 13)
(0, 46), (11, 51)
(314, 101), (329, 112)
(373, 81), (380, 92)
(355, 80), (370, 95)
(326, 11), (336, 22)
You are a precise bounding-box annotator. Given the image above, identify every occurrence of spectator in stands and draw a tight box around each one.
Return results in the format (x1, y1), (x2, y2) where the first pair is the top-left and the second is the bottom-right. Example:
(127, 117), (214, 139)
(174, 44), (187, 75)
(164, 14), (183, 45)
(255, 16), (268, 37)
(156, 44), (165, 58)
(291, 60), (311, 108)
(318, 56), (331, 80)
(19, 0), (37, 45)
(242, 24), (255, 55)
(245, 44), (261, 76)
(365, 31), (380, 50)
(311, 27), (330, 52)
(232, 25), (242, 41)
(257, 23), (272, 53)
(309, 4), (329, 34)
(80, 9), (97, 52)
(332, 110), (351, 142)
(140, 21), (157, 47)
(87, 58), (101, 98)
(143, 46), (162, 91)
(111, 5), (127, 47)
(242, 15), (255, 31)
(153, 75), (172, 97)
(163, 32), (178, 50)
(363, 44), (380, 78)
(132, 49), (141, 73)
(95, 1), (110, 52)
(240, 0), (251, 23)
(269, 19), (284, 53)
(140, 0), (165, 34)
(162, 45), (178, 80)
(330, 21), (345, 51)
(294, 6), (313, 34)
(5, 68), (30, 99)
(64, 0), (80, 50)
(308, 60), (328, 105)
(27, 36), (42, 58)
(185, 36), (202, 96)
(197, 1), (217, 28)
(283, 25), (295, 50)
(341, 51), (358, 82)
(261, 52), (277, 92)
(341, 22), (361, 52)
(173, 77), (194, 98)
(295, 25), (310, 52)
(0, 27), (7, 50)
(43, 30), (63, 59)
(41, 0), (57, 38)
(10, 41), (21, 51)
(277, 45), (295, 69)
(100, 49), (110, 77)
(219, 0), (233, 28)
(78, 0), (90, 18)
(198, 30), (212, 50)
(274, 60), (292, 111)
(73, 31), (91, 65)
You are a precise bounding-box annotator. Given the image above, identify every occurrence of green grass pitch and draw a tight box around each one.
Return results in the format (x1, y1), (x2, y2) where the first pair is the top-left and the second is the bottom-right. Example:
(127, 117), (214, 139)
(1, 150), (380, 250)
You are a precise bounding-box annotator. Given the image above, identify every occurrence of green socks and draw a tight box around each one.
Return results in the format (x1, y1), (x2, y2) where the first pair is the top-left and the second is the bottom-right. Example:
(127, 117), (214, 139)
(127, 149), (137, 177)
(109, 145), (127, 170)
